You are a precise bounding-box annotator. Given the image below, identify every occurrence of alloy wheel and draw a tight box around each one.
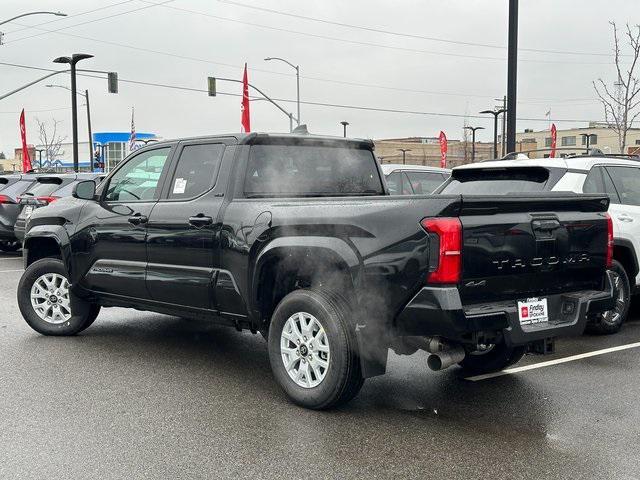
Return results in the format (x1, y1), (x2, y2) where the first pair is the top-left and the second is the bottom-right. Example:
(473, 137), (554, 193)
(280, 312), (331, 388)
(30, 273), (72, 324)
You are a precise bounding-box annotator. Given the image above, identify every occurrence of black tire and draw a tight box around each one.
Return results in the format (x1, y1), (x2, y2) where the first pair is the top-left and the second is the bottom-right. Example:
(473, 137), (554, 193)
(586, 259), (631, 335)
(0, 240), (20, 252)
(459, 342), (527, 375)
(268, 289), (364, 410)
(17, 258), (100, 336)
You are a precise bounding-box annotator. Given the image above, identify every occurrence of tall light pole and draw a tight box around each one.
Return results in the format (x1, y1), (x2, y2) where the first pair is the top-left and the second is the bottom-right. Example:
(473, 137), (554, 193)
(464, 126), (485, 162)
(480, 109), (506, 158)
(340, 121), (349, 138)
(506, 0), (519, 153)
(46, 84), (93, 171)
(398, 148), (411, 165)
(35, 148), (44, 169)
(52, 54), (93, 172)
(0, 11), (66, 44)
(264, 57), (300, 126)
(581, 133), (594, 154)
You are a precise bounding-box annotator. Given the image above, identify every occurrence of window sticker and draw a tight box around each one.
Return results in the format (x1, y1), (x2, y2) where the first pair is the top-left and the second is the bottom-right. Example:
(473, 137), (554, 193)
(173, 177), (187, 194)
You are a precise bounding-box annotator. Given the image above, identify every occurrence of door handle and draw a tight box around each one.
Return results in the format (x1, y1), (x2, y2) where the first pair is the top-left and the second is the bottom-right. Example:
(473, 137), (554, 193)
(188, 215), (213, 226)
(128, 214), (148, 225)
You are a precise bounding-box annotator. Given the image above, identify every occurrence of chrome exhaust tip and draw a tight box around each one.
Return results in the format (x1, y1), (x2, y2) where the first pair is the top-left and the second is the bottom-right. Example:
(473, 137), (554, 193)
(427, 347), (466, 371)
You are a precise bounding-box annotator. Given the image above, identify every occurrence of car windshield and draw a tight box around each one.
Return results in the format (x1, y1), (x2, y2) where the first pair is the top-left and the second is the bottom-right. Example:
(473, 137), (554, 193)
(439, 167), (551, 195)
(245, 144), (384, 197)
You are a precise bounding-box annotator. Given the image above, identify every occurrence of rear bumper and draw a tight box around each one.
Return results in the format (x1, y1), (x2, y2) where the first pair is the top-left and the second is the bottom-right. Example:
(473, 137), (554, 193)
(395, 271), (615, 346)
(13, 219), (26, 242)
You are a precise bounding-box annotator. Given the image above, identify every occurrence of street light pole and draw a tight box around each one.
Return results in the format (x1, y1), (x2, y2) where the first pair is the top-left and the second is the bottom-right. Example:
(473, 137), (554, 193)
(480, 109), (506, 158)
(35, 148), (44, 169)
(340, 121), (349, 138)
(506, 0), (519, 153)
(581, 133), (593, 154)
(265, 57), (300, 126)
(464, 126), (485, 162)
(0, 11), (66, 44)
(398, 148), (411, 165)
(53, 53), (93, 172)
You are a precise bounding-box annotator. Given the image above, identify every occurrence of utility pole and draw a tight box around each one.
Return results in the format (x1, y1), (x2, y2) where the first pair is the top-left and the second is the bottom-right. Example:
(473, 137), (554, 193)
(506, 0), (519, 153)
(464, 126), (485, 162)
(496, 95), (507, 156)
(85, 89), (93, 172)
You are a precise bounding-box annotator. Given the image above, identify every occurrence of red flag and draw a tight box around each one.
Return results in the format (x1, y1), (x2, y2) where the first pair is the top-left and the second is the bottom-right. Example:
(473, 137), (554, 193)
(439, 131), (448, 168)
(550, 123), (557, 157)
(19, 109), (32, 173)
(241, 63), (251, 133)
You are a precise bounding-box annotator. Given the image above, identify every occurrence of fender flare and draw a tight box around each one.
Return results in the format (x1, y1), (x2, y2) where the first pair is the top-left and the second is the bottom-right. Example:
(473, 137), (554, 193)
(23, 225), (72, 277)
(250, 235), (361, 317)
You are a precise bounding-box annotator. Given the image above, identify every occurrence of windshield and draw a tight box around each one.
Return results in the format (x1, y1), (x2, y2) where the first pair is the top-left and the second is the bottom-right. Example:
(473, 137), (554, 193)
(245, 145), (384, 197)
(439, 167), (551, 195)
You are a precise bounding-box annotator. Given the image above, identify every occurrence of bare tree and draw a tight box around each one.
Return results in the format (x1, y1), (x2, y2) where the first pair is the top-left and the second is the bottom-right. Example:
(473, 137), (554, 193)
(36, 118), (66, 168)
(594, 22), (640, 154)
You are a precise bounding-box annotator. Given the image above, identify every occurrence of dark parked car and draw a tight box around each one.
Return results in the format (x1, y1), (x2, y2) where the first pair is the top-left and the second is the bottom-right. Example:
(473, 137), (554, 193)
(14, 173), (104, 242)
(0, 174), (37, 251)
(18, 134), (614, 409)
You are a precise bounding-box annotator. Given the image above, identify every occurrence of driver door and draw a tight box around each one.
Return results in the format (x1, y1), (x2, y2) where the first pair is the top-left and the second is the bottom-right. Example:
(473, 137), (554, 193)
(75, 146), (175, 299)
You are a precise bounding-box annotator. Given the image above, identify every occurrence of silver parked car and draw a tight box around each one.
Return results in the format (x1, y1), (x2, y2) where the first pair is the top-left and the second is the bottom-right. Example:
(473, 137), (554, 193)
(381, 164), (451, 195)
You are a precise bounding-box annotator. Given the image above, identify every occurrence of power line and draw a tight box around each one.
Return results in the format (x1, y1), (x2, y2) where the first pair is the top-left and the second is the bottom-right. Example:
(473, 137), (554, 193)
(214, 0), (620, 58)
(0, 61), (609, 124)
(139, 2), (615, 66)
(3, 0), (175, 44)
(1, 0), (137, 35)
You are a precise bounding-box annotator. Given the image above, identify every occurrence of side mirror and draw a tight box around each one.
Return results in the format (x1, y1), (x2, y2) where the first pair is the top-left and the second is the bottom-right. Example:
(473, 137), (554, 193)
(72, 180), (96, 200)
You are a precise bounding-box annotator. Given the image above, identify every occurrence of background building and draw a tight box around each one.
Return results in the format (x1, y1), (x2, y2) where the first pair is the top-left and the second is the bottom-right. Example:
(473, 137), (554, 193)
(510, 123), (640, 157)
(374, 136), (495, 167)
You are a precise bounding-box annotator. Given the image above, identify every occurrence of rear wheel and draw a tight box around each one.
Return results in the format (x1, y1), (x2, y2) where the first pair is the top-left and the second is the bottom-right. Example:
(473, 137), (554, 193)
(17, 258), (100, 336)
(586, 259), (630, 335)
(459, 342), (526, 375)
(268, 289), (364, 410)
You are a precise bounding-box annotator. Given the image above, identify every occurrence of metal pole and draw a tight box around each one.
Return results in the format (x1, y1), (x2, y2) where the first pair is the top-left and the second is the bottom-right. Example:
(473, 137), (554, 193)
(0, 70), (69, 101)
(501, 95), (507, 155)
(493, 114), (499, 158)
(289, 113), (293, 133)
(506, 0), (519, 153)
(85, 90), (93, 172)
(296, 65), (300, 126)
(0, 11), (66, 26)
(471, 130), (476, 162)
(70, 62), (79, 172)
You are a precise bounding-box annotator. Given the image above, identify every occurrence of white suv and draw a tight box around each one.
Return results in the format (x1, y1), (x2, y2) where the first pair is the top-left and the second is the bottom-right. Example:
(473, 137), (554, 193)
(437, 152), (640, 334)
(381, 164), (451, 195)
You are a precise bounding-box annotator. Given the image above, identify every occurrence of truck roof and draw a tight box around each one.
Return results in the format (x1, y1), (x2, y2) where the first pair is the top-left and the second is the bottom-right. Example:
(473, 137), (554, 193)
(145, 132), (374, 150)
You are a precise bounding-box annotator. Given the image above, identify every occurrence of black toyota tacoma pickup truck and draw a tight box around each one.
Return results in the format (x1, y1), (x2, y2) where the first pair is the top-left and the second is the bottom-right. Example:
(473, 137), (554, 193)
(18, 133), (615, 409)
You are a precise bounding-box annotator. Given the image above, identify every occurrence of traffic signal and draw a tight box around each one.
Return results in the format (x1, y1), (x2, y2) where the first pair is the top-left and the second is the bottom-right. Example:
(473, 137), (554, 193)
(107, 72), (118, 94)
(207, 77), (216, 97)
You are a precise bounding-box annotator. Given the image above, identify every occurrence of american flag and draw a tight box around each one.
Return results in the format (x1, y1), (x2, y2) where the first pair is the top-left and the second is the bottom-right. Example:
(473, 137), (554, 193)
(129, 107), (136, 152)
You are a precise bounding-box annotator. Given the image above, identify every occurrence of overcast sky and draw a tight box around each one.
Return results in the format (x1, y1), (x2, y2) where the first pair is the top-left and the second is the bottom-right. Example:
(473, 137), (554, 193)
(0, 0), (637, 156)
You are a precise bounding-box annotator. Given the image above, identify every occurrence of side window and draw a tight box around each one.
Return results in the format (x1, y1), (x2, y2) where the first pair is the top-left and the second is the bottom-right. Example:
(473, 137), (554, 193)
(168, 144), (225, 200)
(401, 173), (414, 194)
(606, 166), (640, 206)
(104, 148), (171, 202)
(405, 171), (447, 194)
(385, 172), (402, 195)
(601, 169), (621, 203)
(583, 167), (604, 194)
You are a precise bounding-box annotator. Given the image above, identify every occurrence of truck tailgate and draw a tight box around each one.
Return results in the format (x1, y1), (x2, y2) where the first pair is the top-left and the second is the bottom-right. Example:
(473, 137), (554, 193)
(458, 193), (610, 303)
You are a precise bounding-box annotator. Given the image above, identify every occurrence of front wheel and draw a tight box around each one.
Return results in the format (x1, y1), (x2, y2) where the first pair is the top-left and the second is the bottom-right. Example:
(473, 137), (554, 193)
(585, 259), (630, 335)
(459, 342), (526, 375)
(268, 289), (364, 410)
(17, 258), (100, 336)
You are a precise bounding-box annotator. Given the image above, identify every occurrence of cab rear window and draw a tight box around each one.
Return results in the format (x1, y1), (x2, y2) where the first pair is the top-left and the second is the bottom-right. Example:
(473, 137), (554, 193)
(439, 167), (551, 195)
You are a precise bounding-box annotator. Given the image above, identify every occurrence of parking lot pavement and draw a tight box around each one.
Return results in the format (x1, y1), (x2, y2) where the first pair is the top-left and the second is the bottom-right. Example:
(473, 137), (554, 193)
(1, 252), (639, 480)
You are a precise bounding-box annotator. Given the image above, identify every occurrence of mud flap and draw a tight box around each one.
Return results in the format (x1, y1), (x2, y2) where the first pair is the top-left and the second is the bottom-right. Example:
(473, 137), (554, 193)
(355, 323), (388, 378)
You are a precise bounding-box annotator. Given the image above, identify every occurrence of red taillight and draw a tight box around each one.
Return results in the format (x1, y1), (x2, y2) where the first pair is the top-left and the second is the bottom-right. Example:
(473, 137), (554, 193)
(0, 194), (15, 204)
(36, 196), (60, 205)
(421, 217), (462, 284)
(605, 212), (614, 268)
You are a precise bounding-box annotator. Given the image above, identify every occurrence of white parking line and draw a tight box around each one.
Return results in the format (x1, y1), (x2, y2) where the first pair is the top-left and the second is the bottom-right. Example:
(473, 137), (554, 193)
(466, 341), (640, 382)
(0, 269), (23, 273)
